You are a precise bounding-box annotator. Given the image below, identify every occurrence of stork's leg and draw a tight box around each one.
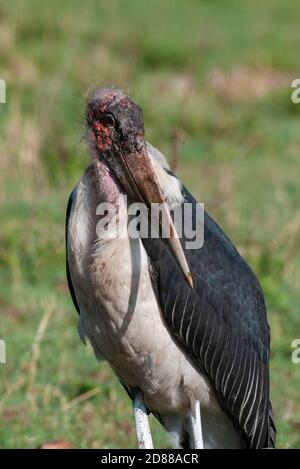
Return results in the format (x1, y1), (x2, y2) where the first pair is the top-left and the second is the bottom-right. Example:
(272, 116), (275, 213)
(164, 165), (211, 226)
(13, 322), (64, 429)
(187, 400), (204, 449)
(132, 389), (153, 449)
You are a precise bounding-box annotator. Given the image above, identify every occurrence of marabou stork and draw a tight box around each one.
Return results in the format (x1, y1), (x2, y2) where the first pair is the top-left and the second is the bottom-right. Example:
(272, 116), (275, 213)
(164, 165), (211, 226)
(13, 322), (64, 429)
(66, 88), (276, 449)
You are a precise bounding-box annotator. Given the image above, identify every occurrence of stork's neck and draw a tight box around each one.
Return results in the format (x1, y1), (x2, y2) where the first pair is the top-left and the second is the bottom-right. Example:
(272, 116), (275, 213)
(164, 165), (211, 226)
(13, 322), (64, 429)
(89, 148), (184, 209)
(77, 144), (184, 259)
(82, 159), (128, 248)
(89, 158), (124, 206)
(86, 136), (184, 209)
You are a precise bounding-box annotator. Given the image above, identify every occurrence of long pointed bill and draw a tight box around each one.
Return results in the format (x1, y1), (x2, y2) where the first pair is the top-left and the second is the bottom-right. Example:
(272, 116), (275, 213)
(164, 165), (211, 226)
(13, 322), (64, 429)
(120, 146), (193, 289)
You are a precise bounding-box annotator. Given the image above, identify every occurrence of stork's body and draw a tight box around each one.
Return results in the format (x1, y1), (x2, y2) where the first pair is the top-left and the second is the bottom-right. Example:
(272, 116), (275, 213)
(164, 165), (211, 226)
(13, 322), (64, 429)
(66, 88), (276, 449)
(67, 149), (242, 448)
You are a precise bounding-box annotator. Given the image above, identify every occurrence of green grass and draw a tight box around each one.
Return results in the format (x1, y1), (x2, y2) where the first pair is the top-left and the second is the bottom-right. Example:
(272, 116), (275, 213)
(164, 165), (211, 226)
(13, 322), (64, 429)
(1, 0), (300, 448)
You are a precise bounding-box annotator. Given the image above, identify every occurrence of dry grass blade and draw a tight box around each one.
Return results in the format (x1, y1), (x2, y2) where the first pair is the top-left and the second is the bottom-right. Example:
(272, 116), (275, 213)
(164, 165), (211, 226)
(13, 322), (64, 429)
(26, 304), (54, 408)
(63, 387), (101, 412)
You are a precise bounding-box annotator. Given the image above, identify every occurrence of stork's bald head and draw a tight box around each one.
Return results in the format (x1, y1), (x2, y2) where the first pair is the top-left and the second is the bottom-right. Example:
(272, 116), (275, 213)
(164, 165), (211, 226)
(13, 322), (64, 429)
(86, 88), (145, 157)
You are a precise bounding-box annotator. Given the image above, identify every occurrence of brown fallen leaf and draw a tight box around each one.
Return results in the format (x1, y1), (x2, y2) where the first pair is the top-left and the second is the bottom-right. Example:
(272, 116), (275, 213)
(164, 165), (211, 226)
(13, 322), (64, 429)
(38, 440), (73, 449)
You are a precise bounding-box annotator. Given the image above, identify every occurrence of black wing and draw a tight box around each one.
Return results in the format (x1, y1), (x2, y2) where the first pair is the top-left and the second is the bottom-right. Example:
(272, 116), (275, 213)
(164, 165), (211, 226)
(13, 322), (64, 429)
(65, 188), (80, 316)
(142, 184), (276, 448)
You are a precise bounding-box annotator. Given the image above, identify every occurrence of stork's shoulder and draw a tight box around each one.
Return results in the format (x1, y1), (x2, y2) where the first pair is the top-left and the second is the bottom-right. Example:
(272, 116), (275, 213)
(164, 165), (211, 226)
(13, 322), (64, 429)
(65, 183), (80, 317)
(65, 167), (96, 317)
(66, 185), (77, 233)
(66, 168), (98, 256)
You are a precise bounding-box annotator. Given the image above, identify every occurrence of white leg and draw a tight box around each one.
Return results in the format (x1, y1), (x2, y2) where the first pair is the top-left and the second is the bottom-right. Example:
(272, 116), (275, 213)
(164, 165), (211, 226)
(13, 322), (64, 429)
(187, 400), (204, 449)
(133, 390), (153, 449)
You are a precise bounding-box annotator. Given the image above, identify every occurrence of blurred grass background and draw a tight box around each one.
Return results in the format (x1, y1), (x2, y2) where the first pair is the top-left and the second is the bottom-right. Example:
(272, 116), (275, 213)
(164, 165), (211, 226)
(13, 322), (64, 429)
(0, 0), (300, 448)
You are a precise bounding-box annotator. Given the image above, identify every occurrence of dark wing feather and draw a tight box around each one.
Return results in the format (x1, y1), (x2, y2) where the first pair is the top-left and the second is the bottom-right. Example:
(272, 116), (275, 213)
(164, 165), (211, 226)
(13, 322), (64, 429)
(65, 188), (80, 316)
(142, 184), (276, 448)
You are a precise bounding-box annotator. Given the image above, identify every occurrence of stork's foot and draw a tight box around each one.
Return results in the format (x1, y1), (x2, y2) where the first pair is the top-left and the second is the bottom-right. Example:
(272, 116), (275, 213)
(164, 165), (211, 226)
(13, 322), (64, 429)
(132, 389), (153, 449)
(187, 400), (204, 449)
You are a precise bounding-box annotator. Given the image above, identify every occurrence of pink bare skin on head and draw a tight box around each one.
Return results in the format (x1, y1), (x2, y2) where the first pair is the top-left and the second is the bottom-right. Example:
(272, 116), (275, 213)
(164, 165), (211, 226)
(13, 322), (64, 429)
(93, 121), (112, 151)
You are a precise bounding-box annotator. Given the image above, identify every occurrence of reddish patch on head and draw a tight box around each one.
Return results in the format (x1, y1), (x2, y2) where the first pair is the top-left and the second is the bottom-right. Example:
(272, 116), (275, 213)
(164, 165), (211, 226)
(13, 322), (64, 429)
(93, 121), (111, 150)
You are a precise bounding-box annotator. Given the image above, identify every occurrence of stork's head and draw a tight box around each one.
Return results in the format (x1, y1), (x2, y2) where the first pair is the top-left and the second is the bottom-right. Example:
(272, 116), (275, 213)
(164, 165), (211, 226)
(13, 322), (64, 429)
(86, 87), (193, 288)
(87, 88), (144, 157)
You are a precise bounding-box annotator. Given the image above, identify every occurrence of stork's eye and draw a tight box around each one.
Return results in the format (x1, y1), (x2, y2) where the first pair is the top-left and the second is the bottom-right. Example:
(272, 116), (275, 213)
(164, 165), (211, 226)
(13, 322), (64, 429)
(101, 113), (116, 128)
